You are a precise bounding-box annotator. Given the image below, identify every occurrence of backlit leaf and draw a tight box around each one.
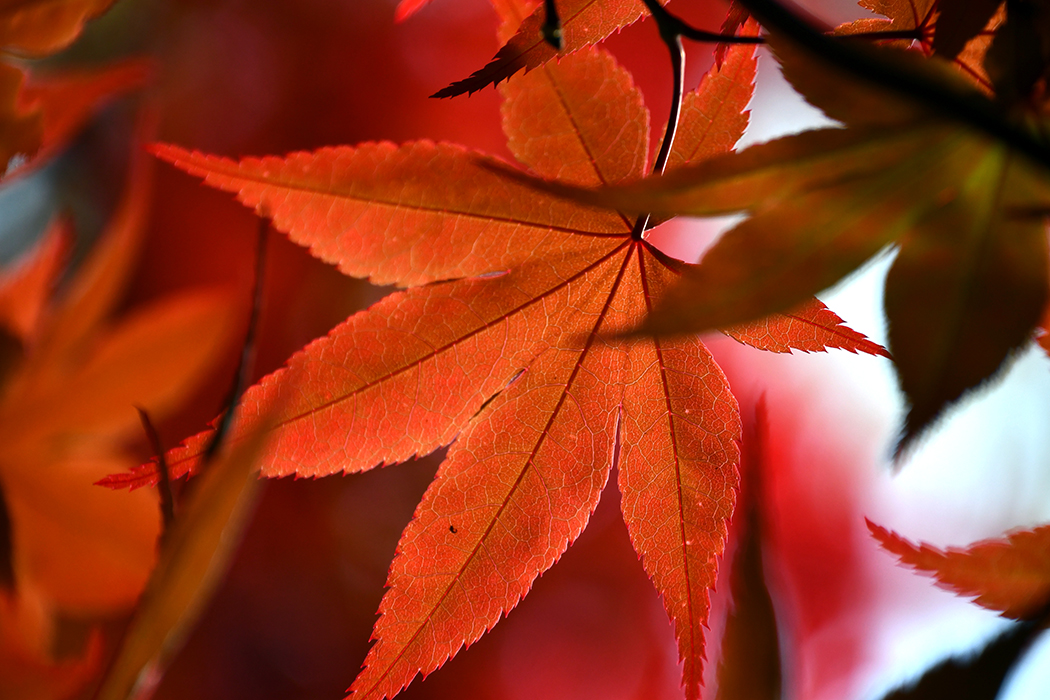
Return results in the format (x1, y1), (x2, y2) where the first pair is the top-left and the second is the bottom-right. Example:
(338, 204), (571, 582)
(885, 146), (1048, 454)
(723, 297), (889, 357)
(666, 20), (759, 172)
(432, 0), (660, 98)
(869, 520), (1050, 619)
(122, 43), (808, 700)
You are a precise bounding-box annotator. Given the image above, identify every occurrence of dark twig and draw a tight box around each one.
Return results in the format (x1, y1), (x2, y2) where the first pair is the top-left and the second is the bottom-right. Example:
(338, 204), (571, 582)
(734, 0), (1050, 170)
(204, 215), (269, 461)
(630, 0), (688, 240)
(542, 0), (563, 50)
(644, 0), (765, 45)
(136, 407), (175, 539)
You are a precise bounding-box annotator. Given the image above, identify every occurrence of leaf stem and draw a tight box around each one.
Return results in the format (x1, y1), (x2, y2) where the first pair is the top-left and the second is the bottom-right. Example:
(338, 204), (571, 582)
(633, 0), (688, 240)
(643, 0), (764, 45)
(204, 215), (269, 461)
(734, 0), (1050, 170)
(136, 407), (176, 541)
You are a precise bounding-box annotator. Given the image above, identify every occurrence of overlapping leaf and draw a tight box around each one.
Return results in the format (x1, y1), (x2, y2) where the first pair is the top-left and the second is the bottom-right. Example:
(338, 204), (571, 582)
(834, 0), (1002, 93)
(509, 17), (1050, 454)
(869, 520), (1050, 620)
(433, 0), (664, 97)
(120, 34), (885, 700)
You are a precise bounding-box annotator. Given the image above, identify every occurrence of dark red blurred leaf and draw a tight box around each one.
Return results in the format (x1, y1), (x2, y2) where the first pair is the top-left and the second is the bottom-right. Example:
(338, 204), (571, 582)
(0, 216), (72, 343)
(715, 398), (781, 700)
(12, 59), (151, 178)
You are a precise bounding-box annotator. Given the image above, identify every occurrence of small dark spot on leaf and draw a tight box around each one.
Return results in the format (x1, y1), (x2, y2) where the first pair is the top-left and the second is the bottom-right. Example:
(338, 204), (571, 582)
(449, 525), (457, 534)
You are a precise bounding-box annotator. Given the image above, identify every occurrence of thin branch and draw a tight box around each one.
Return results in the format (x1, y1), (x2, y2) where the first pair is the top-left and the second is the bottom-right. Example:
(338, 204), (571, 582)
(630, 0), (688, 240)
(542, 0), (563, 50)
(651, 25), (684, 176)
(644, 0), (764, 44)
(734, 0), (1050, 170)
(204, 215), (269, 461)
(136, 407), (175, 540)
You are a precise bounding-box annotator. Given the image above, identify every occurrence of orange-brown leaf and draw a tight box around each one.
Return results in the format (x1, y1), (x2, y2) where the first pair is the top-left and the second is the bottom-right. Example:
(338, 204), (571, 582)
(500, 46), (649, 186)
(0, 0), (116, 56)
(619, 250), (740, 700)
(96, 410), (276, 700)
(868, 520), (1050, 619)
(433, 0), (660, 98)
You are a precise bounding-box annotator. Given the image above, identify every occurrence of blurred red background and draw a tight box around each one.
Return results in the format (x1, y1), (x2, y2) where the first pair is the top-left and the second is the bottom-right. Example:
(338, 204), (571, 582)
(28, 0), (1050, 698)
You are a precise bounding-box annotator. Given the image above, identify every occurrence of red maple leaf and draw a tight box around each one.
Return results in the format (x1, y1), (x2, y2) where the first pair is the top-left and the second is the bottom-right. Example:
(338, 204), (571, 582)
(106, 35), (885, 700)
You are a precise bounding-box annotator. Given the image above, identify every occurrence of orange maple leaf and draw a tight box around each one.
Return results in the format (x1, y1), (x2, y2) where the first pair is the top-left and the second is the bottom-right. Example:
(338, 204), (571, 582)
(117, 35), (885, 700)
(869, 519), (1050, 620)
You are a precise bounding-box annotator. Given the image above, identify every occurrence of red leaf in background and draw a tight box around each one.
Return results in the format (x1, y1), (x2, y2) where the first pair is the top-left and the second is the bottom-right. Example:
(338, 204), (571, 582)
(14, 60), (151, 175)
(834, 0), (1002, 94)
(0, 64), (43, 178)
(1, 59), (150, 181)
(0, 138), (238, 700)
(0, 217), (71, 343)
(868, 520), (1050, 619)
(394, 0), (432, 22)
